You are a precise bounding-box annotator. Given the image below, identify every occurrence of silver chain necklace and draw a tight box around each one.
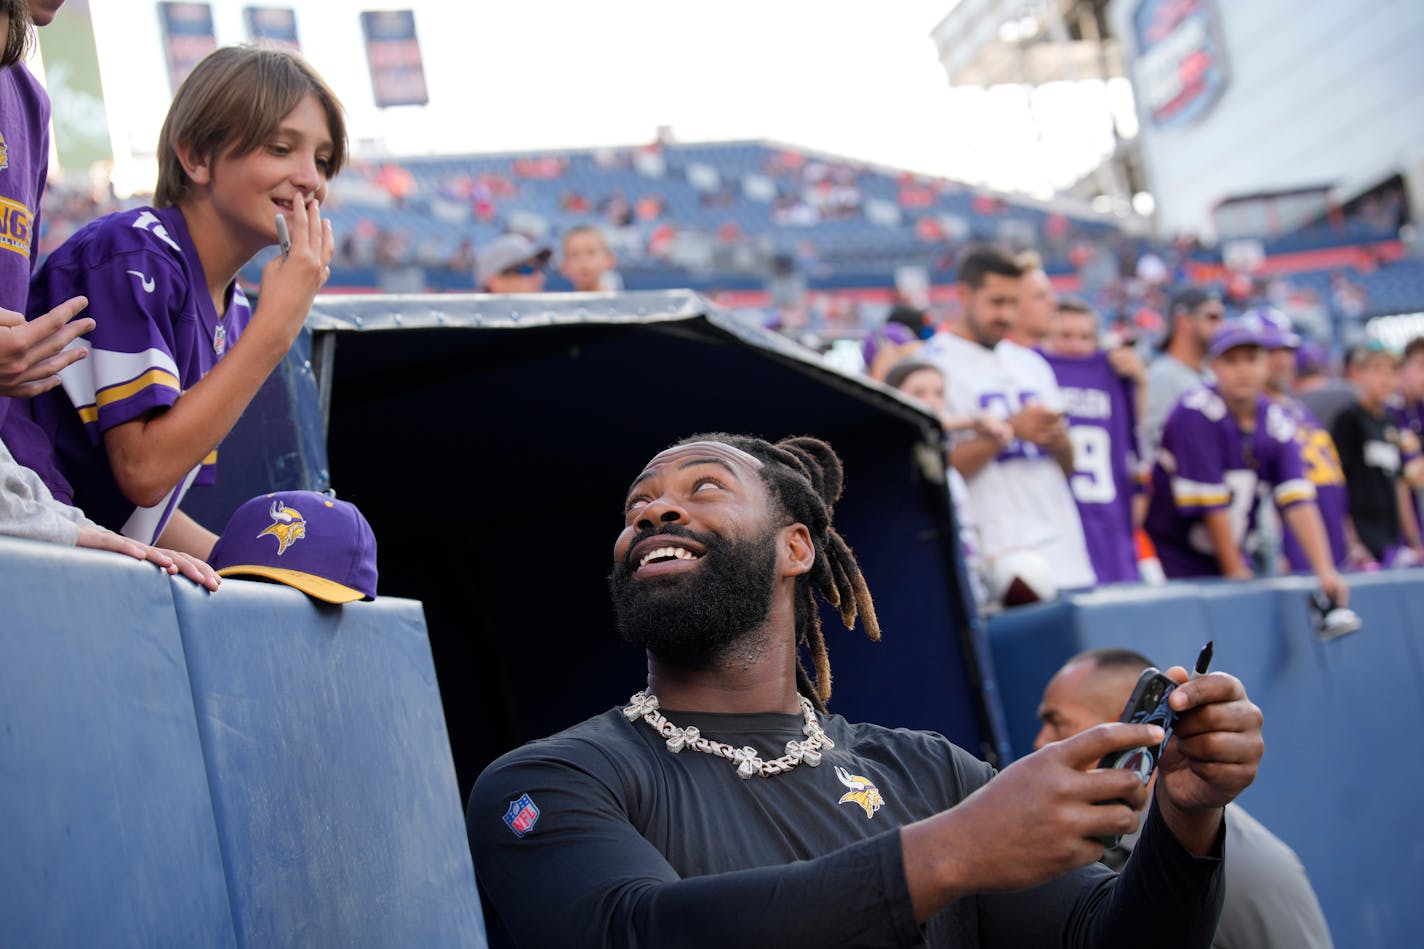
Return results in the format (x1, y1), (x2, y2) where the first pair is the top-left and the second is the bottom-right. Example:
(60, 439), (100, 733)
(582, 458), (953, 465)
(622, 689), (834, 779)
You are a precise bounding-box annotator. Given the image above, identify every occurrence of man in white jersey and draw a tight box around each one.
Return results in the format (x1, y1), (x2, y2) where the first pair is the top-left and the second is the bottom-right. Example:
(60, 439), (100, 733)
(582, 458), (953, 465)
(923, 247), (1096, 592)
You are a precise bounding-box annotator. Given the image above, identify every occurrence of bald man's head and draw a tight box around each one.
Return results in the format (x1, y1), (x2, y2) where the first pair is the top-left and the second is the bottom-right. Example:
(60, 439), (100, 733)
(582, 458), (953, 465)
(1033, 648), (1153, 750)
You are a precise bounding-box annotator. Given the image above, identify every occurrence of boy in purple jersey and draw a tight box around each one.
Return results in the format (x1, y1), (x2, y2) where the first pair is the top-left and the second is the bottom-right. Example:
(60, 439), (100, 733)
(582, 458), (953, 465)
(1240, 306), (1358, 571)
(24, 45), (345, 557)
(1145, 324), (1348, 608)
(1042, 299), (1144, 583)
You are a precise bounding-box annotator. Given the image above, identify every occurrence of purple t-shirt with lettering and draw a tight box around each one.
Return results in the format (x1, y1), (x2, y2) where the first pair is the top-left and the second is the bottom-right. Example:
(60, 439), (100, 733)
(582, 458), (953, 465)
(1043, 351), (1140, 583)
(26, 206), (251, 543)
(1389, 398), (1424, 540)
(1146, 384), (1315, 578)
(1277, 396), (1349, 570)
(0, 60), (73, 495)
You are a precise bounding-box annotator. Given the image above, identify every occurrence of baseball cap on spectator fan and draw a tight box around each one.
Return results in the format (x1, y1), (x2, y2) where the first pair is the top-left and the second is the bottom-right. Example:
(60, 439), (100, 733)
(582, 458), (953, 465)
(209, 491), (378, 603)
(476, 234), (552, 290)
(1296, 341), (1330, 377)
(862, 321), (916, 369)
(1239, 306), (1302, 350)
(1208, 322), (1266, 359)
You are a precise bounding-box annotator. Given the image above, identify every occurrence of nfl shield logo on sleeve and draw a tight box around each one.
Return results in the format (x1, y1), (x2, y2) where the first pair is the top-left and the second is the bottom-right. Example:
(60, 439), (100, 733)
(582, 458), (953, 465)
(503, 793), (540, 837)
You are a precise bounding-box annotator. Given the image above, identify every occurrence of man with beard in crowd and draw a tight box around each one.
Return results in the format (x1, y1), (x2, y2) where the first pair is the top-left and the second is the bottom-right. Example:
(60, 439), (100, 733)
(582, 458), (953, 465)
(923, 247), (1096, 594)
(1144, 287), (1223, 460)
(468, 433), (1266, 948)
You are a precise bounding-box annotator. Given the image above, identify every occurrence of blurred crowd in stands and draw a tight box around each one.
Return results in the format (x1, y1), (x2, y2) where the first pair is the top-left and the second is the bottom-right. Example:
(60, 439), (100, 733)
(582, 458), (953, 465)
(25, 137), (1424, 621)
(39, 143), (1416, 356)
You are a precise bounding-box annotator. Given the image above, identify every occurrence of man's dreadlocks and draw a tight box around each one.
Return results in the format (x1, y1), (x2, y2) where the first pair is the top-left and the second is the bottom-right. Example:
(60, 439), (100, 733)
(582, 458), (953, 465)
(675, 433), (880, 711)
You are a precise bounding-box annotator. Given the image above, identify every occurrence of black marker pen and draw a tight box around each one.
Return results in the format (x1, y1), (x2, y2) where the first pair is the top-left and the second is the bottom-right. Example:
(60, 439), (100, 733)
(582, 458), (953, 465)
(1192, 640), (1214, 680)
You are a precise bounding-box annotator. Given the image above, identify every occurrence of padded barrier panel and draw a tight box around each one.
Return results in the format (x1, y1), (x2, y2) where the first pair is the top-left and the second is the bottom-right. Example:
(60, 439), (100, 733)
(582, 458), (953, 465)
(0, 538), (236, 948)
(987, 571), (1424, 949)
(172, 577), (485, 948)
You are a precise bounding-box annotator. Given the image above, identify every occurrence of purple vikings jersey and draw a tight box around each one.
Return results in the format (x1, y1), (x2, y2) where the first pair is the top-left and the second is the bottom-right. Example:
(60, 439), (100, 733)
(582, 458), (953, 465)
(1146, 384), (1315, 578)
(1389, 398), (1424, 540)
(1043, 351), (1140, 583)
(1276, 396), (1349, 570)
(27, 206), (252, 543)
(0, 61), (73, 495)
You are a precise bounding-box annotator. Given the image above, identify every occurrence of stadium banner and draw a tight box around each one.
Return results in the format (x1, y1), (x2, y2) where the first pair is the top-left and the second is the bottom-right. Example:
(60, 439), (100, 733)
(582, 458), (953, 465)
(243, 6), (301, 51)
(157, 1), (218, 93)
(1130, 0), (1228, 129)
(34, 0), (113, 174)
(359, 10), (429, 107)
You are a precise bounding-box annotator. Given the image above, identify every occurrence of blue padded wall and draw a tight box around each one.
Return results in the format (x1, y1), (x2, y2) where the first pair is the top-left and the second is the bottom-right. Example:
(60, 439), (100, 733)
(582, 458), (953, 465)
(172, 578), (485, 948)
(0, 538), (236, 948)
(987, 571), (1424, 949)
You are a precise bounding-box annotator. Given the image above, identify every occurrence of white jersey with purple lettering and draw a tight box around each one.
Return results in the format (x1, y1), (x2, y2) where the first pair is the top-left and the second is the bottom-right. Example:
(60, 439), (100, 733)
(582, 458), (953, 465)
(1145, 384), (1314, 578)
(28, 206), (252, 543)
(923, 333), (1096, 590)
(1042, 351), (1141, 583)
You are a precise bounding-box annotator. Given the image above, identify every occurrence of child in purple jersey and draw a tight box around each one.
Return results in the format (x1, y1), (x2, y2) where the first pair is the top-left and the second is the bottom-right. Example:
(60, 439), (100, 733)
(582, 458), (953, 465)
(1243, 306), (1358, 572)
(1389, 336), (1424, 541)
(0, 0), (216, 586)
(1043, 299), (1145, 584)
(1145, 325), (1348, 609)
(25, 45), (345, 557)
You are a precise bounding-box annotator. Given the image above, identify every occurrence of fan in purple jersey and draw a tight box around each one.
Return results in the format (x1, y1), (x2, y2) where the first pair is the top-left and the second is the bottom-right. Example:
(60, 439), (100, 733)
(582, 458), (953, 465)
(0, 0), (95, 485)
(22, 46), (346, 559)
(1390, 336), (1424, 541)
(1145, 323), (1349, 608)
(1042, 298), (1145, 583)
(1241, 306), (1357, 571)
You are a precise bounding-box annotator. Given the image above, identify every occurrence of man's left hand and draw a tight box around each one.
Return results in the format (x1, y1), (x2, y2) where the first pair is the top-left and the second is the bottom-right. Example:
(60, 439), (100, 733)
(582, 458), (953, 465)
(1153, 667), (1263, 852)
(1106, 346), (1146, 384)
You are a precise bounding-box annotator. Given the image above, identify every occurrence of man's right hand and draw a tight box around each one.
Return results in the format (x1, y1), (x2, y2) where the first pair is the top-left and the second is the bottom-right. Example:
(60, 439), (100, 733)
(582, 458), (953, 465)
(903, 722), (1162, 919)
(1009, 403), (1067, 448)
(0, 297), (93, 398)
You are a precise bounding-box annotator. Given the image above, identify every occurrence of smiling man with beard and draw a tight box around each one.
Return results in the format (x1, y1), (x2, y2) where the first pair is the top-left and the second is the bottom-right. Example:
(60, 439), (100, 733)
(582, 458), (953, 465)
(469, 434), (1264, 949)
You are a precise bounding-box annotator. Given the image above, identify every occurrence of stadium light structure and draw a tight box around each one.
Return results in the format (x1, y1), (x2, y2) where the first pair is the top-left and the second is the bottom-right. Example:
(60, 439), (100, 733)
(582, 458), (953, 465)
(930, 0), (1148, 221)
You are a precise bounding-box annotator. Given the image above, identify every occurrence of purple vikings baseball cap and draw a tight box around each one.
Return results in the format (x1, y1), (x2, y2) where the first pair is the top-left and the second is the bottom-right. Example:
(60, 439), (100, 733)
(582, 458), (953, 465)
(1297, 341), (1330, 376)
(1208, 321), (1267, 359)
(1239, 305), (1302, 350)
(861, 321), (916, 368)
(209, 491), (378, 603)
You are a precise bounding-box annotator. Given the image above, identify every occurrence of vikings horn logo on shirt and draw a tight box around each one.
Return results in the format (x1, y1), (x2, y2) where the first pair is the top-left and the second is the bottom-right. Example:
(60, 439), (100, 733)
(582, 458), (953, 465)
(258, 499), (307, 555)
(834, 765), (885, 818)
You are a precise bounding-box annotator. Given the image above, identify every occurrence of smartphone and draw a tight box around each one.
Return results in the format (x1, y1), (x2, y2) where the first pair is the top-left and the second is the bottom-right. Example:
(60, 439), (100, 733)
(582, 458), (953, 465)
(275, 213), (291, 261)
(1100, 327), (1137, 350)
(1095, 667), (1178, 846)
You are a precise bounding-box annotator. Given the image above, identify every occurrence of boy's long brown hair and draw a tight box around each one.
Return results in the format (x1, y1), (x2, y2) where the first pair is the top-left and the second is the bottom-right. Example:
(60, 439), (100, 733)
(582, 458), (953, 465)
(155, 45), (347, 207)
